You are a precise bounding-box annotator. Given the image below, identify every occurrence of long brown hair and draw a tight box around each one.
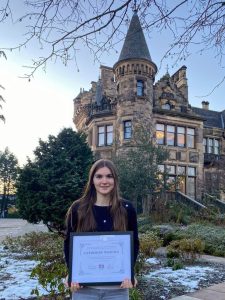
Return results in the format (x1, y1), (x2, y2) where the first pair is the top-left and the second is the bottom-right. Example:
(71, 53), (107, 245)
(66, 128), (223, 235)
(66, 159), (127, 232)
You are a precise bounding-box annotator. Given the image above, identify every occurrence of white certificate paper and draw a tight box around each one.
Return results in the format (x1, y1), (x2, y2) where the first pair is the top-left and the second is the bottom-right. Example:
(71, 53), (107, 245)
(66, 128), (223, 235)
(69, 232), (134, 286)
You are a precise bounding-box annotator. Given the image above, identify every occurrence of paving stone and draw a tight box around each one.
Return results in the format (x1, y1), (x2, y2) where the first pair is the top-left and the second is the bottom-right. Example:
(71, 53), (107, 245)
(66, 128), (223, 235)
(0, 218), (48, 242)
(169, 296), (201, 300)
(208, 282), (225, 292)
(191, 289), (225, 300)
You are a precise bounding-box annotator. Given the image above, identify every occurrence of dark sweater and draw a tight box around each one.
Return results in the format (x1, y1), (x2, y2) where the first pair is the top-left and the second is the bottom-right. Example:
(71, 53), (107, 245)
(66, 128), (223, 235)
(64, 199), (139, 268)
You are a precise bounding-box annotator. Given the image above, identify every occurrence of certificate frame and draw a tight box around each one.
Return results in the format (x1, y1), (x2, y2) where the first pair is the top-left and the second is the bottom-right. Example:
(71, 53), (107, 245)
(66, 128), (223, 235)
(68, 231), (134, 286)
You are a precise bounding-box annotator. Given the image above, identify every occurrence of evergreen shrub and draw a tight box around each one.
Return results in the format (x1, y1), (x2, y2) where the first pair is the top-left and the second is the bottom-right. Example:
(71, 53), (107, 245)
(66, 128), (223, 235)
(167, 238), (205, 262)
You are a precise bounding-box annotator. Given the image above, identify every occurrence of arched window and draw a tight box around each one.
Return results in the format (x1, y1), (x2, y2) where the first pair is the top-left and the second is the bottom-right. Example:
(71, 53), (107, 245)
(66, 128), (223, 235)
(162, 103), (171, 110)
(137, 80), (144, 96)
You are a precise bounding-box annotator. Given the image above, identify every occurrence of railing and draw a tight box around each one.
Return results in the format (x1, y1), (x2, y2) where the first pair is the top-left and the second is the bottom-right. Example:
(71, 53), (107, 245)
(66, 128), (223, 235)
(88, 102), (116, 116)
(175, 191), (207, 210)
(204, 153), (225, 164)
(202, 192), (225, 213)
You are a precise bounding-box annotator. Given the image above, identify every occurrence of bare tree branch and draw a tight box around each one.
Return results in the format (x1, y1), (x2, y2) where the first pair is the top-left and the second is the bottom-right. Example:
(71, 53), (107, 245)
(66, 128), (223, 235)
(0, 0), (224, 88)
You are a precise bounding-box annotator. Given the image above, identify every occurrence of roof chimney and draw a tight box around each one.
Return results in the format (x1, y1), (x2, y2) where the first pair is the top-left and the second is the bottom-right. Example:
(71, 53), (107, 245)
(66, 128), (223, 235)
(202, 101), (209, 110)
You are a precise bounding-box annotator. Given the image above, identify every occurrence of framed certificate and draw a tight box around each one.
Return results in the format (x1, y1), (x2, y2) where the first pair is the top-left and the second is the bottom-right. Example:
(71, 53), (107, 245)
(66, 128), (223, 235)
(68, 231), (134, 286)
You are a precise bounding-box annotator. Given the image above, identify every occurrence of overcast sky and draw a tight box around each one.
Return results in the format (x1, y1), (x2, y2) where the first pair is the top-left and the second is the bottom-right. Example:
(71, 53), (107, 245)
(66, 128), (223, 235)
(0, 2), (224, 166)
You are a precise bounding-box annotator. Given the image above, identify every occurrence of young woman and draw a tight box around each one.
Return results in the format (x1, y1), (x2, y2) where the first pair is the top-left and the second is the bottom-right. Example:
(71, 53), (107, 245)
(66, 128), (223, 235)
(64, 159), (139, 300)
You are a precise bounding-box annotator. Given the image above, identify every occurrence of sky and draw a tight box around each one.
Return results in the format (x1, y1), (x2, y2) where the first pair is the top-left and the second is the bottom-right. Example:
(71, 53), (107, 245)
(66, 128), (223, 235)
(0, 2), (224, 166)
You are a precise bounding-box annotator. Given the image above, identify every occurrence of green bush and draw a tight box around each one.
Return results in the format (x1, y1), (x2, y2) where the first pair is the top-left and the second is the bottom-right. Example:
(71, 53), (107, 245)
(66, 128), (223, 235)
(138, 217), (153, 233)
(3, 232), (69, 299)
(167, 238), (205, 262)
(173, 223), (225, 257)
(139, 231), (163, 257)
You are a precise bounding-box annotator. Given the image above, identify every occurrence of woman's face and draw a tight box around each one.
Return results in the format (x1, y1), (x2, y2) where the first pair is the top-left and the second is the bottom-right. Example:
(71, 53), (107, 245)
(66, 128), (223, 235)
(93, 166), (115, 197)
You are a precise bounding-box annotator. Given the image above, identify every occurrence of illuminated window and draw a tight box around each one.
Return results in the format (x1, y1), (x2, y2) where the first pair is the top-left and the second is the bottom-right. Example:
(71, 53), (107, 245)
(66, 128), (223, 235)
(158, 164), (196, 197)
(167, 125), (175, 146)
(156, 124), (165, 145)
(98, 125), (113, 146)
(177, 127), (185, 147)
(156, 124), (195, 148)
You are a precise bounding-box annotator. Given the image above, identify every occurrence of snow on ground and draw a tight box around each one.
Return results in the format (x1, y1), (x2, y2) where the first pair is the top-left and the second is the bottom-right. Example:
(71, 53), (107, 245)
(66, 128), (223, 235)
(0, 246), (47, 300)
(145, 265), (217, 292)
(0, 245), (221, 300)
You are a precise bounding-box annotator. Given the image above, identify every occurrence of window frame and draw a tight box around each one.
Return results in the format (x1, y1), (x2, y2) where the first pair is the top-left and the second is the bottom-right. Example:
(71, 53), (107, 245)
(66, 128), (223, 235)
(137, 80), (144, 96)
(97, 124), (113, 147)
(124, 120), (132, 140)
(156, 123), (196, 149)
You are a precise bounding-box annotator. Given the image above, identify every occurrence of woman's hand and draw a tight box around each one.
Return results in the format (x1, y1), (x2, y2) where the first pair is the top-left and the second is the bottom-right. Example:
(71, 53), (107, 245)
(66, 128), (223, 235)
(64, 275), (83, 292)
(120, 278), (134, 289)
(70, 282), (83, 292)
(120, 277), (138, 289)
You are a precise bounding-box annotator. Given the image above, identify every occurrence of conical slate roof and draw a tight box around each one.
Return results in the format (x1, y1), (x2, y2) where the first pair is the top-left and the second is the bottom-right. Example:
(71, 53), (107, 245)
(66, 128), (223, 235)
(117, 12), (152, 63)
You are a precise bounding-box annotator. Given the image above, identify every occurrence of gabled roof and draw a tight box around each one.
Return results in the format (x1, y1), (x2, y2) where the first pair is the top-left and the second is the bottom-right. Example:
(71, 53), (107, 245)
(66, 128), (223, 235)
(117, 12), (152, 63)
(192, 107), (225, 129)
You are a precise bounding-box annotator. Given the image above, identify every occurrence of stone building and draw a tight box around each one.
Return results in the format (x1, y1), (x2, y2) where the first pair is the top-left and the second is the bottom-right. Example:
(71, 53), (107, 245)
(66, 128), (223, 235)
(73, 12), (225, 202)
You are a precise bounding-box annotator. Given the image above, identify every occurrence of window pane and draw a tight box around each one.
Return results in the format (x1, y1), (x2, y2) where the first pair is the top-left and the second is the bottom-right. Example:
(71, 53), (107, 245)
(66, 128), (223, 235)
(178, 166), (186, 175)
(187, 128), (195, 148)
(106, 125), (113, 145)
(137, 80), (144, 96)
(187, 177), (195, 198)
(156, 131), (164, 144)
(188, 167), (196, 176)
(156, 124), (164, 131)
(106, 125), (113, 133)
(187, 128), (194, 135)
(98, 126), (104, 133)
(177, 127), (185, 134)
(98, 126), (105, 146)
(167, 125), (175, 132)
(162, 103), (171, 110)
(167, 125), (175, 146)
(208, 138), (213, 153)
(167, 132), (175, 146)
(98, 133), (105, 146)
(167, 165), (175, 174)
(107, 132), (113, 145)
(177, 134), (185, 147)
(187, 135), (194, 148)
(158, 164), (165, 172)
(124, 121), (132, 139)
(214, 139), (219, 154)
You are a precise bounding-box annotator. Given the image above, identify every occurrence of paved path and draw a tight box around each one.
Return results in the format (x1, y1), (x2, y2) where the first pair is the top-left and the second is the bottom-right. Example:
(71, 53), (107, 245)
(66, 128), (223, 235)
(0, 218), (48, 242)
(170, 281), (225, 300)
(169, 255), (225, 300)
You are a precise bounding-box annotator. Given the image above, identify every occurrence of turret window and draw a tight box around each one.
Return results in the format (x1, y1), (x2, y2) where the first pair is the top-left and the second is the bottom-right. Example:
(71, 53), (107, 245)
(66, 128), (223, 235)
(98, 125), (113, 146)
(137, 80), (144, 96)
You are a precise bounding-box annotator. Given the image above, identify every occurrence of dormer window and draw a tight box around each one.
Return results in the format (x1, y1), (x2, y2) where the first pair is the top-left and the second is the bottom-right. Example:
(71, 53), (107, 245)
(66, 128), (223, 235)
(137, 80), (144, 96)
(162, 103), (171, 110)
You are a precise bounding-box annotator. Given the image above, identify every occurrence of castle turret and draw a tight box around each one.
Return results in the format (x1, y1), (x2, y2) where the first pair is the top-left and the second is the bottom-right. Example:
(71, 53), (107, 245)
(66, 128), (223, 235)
(113, 12), (157, 147)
